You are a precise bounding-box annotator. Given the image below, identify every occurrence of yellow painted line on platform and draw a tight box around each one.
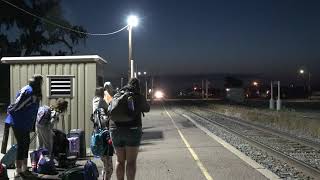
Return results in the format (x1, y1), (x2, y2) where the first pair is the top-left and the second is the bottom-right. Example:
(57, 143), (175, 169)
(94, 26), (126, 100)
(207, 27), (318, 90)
(163, 106), (214, 180)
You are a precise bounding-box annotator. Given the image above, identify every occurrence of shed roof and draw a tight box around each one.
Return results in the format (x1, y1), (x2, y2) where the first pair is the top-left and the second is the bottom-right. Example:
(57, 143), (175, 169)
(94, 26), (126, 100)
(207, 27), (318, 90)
(1, 55), (107, 64)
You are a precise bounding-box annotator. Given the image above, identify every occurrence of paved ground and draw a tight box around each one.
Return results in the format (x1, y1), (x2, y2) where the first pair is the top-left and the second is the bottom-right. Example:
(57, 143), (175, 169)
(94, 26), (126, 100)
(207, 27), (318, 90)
(1, 104), (278, 179)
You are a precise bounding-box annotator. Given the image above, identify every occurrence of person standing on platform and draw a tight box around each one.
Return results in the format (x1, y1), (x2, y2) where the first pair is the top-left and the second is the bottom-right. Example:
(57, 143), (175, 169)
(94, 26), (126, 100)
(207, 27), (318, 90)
(109, 78), (150, 180)
(6, 75), (43, 177)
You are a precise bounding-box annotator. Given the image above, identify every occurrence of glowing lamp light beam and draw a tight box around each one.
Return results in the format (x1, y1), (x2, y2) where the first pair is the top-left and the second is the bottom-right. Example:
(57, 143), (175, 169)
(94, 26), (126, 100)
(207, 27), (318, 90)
(154, 91), (164, 99)
(127, 15), (139, 27)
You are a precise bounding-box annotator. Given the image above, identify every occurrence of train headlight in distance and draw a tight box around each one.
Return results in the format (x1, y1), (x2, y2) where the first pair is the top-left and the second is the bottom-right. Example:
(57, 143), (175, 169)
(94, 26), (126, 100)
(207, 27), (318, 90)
(154, 90), (164, 99)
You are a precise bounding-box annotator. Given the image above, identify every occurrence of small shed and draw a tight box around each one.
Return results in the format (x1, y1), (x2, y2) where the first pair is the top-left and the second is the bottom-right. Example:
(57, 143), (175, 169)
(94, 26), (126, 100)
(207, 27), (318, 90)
(1, 55), (107, 149)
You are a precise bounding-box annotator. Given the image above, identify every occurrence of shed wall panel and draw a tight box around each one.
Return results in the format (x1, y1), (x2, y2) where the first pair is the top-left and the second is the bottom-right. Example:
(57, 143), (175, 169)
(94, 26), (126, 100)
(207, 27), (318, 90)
(35, 64), (42, 75)
(27, 65), (34, 83)
(20, 65), (28, 86)
(85, 63), (96, 145)
(63, 64), (71, 132)
(48, 64), (57, 129)
(41, 64), (49, 106)
(77, 63), (85, 131)
(70, 64), (78, 129)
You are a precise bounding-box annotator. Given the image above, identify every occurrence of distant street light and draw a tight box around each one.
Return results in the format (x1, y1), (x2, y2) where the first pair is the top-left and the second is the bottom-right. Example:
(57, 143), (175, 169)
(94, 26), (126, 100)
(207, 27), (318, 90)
(253, 81), (258, 86)
(127, 15), (139, 80)
(138, 71), (148, 99)
(298, 68), (312, 99)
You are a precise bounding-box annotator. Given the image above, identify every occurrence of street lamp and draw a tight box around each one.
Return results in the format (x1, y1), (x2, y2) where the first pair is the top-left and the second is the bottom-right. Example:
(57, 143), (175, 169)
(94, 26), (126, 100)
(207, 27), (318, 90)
(138, 71), (148, 99)
(298, 68), (312, 99)
(127, 15), (139, 80)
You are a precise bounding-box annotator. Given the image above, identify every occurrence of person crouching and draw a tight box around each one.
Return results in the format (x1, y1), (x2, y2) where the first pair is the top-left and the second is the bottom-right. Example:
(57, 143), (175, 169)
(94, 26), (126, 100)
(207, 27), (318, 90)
(36, 98), (68, 157)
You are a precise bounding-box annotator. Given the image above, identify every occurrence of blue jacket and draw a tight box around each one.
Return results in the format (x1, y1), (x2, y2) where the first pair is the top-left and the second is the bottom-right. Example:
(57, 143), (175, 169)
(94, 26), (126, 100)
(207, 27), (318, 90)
(5, 85), (40, 132)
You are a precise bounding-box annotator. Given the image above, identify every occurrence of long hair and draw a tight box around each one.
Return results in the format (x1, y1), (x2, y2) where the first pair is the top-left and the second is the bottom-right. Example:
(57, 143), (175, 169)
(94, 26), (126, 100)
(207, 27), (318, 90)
(128, 78), (141, 93)
(104, 82), (114, 96)
(95, 87), (104, 98)
(29, 74), (43, 99)
(52, 98), (68, 113)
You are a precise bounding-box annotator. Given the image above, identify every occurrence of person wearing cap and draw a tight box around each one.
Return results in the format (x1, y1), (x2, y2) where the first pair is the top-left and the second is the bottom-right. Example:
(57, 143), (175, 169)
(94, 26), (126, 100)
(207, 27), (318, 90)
(5, 74), (43, 177)
(36, 98), (68, 157)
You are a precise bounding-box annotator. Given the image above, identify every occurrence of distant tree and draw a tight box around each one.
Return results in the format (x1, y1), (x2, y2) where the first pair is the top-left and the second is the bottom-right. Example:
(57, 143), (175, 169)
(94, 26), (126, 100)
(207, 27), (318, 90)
(224, 76), (243, 88)
(0, 0), (87, 57)
(0, 0), (87, 104)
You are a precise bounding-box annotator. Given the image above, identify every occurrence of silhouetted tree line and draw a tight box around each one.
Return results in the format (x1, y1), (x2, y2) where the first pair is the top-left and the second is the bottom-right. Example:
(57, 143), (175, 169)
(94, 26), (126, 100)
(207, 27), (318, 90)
(0, 0), (87, 104)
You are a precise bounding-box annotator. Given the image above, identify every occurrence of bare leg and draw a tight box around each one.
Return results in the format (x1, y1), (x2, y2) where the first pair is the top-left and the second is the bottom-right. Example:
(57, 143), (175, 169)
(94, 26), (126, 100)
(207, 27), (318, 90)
(15, 160), (23, 173)
(125, 146), (139, 180)
(101, 156), (113, 180)
(22, 159), (28, 172)
(114, 147), (126, 180)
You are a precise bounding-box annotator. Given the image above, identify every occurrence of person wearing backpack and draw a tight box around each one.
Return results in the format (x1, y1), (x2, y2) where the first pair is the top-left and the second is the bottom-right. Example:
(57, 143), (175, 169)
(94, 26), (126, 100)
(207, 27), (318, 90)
(36, 98), (68, 157)
(5, 74), (43, 177)
(109, 78), (150, 180)
(92, 87), (113, 180)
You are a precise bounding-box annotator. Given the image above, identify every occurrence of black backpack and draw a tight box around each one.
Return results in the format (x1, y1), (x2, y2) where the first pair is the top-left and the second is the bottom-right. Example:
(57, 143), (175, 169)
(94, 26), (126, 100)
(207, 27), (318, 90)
(108, 90), (135, 122)
(59, 167), (84, 180)
(52, 129), (69, 158)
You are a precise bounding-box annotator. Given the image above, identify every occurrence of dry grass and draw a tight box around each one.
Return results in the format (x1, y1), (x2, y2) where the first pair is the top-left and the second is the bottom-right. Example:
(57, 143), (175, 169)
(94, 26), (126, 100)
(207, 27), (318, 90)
(208, 104), (320, 139)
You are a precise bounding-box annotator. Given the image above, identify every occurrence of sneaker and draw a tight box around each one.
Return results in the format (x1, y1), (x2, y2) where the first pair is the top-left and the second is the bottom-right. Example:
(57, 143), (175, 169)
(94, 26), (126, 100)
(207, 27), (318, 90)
(20, 170), (38, 179)
(14, 173), (21, 180)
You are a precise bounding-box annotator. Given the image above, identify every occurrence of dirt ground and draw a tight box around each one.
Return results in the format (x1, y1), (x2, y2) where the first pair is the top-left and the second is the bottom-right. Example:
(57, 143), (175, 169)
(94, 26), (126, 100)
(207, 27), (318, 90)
(207, 101), (320, 140)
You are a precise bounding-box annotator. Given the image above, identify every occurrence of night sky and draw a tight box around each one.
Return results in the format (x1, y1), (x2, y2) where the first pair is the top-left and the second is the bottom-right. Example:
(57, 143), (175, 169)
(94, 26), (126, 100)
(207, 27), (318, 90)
(1, 0), (320, 85)
(58, 0), (320, 83)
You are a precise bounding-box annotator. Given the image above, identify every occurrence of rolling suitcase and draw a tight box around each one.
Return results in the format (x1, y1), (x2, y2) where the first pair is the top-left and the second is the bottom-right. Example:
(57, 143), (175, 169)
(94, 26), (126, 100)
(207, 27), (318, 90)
(68, 129), (86, 158)
(67, 136), (80, 157)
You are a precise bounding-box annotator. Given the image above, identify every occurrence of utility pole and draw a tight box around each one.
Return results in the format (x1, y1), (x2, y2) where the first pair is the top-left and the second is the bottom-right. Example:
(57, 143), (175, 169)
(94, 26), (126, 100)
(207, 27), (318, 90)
(145, 80), (148, 100)
(276, 81), (281, 111)
(128, 25), (133, 80)
(206, 80), (209, 99)
(151, 76), (154, 103)
(308, 72), (312, 99)
(269, 81), (274, 110)
(202, 80), (204, 99)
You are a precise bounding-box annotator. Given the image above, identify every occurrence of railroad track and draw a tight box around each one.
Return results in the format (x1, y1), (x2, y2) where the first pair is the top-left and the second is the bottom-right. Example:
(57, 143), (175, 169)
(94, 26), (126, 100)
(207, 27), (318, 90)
(176, 106), (320, 179)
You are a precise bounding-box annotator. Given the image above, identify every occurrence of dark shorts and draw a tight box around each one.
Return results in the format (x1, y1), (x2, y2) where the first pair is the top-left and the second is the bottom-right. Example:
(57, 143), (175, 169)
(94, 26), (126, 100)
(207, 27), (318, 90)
(110, 127), (142, 148)
(12, 128), (30, 160)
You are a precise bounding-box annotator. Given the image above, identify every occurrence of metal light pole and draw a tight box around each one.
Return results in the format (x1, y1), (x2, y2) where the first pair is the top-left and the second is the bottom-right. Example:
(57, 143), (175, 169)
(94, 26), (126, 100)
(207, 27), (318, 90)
(128, 25), (132, 80)
(269, 81), (274, 110)
(308, 72), (312, 99)
(127, 15), (138, 81)
(299, 69), (312, 99)
(276, 81), (281, 111)
(144, 72), (148, 99)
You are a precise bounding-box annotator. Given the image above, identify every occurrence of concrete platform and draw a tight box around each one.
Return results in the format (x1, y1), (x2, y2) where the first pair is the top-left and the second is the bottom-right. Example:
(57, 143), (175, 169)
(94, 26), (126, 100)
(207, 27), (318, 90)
(134, 104), (278, 180)
(1, 104), (279, 179)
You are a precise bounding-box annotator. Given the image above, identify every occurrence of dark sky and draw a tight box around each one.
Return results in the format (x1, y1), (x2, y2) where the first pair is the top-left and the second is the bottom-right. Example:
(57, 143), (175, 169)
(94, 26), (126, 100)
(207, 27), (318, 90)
(2, 0), (320, 82)
(60, 0), (320, 82)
